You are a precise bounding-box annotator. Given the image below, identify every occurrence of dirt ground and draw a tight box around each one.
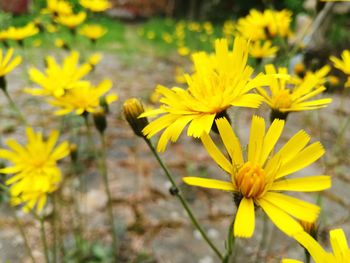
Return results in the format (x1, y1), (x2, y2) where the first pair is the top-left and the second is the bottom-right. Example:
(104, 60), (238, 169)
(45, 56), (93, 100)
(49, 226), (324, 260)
(0, 42), (349, 263)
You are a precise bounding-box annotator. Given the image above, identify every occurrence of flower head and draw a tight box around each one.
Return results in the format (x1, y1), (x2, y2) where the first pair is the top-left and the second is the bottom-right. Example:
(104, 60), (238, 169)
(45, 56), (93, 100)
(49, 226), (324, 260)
(45, 0), (73, 16)
(236, 9), (292, 41)
(123, 98), (149, 137)
(0, 48), (22, 77)
(25, 51), (92, 97)
(79, 0), (112, 12)
(0, 128), (69, 213)
(141, 37), (271, 152)
(183, 116), (331, 238)
(249, 40), (279, 59)
(79, 24), (107, 41)
(283, 228), (350, 263)
(48, 79), (118, 115)
(257, 64), (332, 119)
(5, 23), (39, 42)
(330, 50), (350, 88)
(55, 12), (86, 29)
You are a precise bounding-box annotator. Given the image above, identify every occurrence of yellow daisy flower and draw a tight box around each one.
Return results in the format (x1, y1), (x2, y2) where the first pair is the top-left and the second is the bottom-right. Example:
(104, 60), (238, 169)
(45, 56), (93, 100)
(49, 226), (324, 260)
(236, 9), (292, 41)
(87, 52), (103, 67)
(48, 79), (118, 115)
(257, 64), (332, 120)
(25, 51), (92, 97)
(292, 65), (331, 87)
(283, 228), (350, 263)
(140, 37), (271, 152)
(45, 0), (72, 16)
(79, 0), (112, 12)
(0, 48), (22, 78)
(55, 12), (87, 29)
(330, 50), (350, 88)
(183, 116), (331, 238)
(0, 128), (69, 213)
(5, 23), (39, 42)
(79, 24), (107, 41)
(249, 40), (279, 59)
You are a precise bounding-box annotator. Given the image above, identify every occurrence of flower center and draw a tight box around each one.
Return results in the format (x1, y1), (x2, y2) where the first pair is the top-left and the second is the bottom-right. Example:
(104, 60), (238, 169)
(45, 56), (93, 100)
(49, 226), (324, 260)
(272, 89), (292, 109)
(234, 162), (266, 198)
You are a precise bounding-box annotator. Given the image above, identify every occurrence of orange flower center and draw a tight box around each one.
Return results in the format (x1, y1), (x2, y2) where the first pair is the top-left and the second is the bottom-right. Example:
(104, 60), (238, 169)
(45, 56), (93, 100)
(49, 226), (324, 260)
(235, 162), (266, 198)
(273, 89), (292, 109)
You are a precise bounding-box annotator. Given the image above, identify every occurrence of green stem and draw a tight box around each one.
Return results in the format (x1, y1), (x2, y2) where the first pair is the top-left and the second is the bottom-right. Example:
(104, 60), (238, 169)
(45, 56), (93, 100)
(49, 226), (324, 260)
(99, 133), (118, 255)
(11, 207), (37, 263)
(3, 89), (27, 125)
(39, 216), (50, 263)
(52, 195), (57, 263)
(223, 220), (235, 263)
(255, 213), (269, 263)
(144, 138), (223, 260)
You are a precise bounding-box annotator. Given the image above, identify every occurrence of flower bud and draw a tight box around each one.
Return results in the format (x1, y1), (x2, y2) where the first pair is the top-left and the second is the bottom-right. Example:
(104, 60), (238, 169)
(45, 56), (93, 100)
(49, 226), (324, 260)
(70, 143), (78, 163)
(93, 108), (107, 134)
(123, 98), (149, 137)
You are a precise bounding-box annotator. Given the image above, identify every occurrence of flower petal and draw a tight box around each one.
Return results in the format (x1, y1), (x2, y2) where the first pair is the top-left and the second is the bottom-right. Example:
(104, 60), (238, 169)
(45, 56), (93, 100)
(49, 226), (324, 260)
(234, 197), (255, 238)
(182, 177), (235, 191)
(270, 176), (331, 192)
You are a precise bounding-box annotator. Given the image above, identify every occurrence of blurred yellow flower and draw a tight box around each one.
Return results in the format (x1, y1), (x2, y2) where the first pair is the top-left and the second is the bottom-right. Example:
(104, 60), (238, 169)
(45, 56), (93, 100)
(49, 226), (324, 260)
(79, 24), (107, 41)
(45, 0), (72, 16)
(46, 23), (58, 33)
(54, 38), (65, 48)
(25, 51), (92, 97)
(0, 48), (22, 78)
(80, 0), (112, 12)
(48, 79), (118, 115)
(0, 127), (69, 213)
(162, 32), (173, 44)
(292, 65), (331, 87)
(56, 12), (87, 29)
(140, 38), (271, 152)
(249, 40), (279, 59)
(88, 52), (103, 66)
(283, 228), (350, 263)
(183, 116), (330, 238)
(32, 39), (42, 47)
(257, 64), (332, 119)
(330, 50), (350, 87)
(146, 31), (155, 40)
(5, 23), (39, 42)
(237, 9), (292, 41)
(177, 46), (190, 56)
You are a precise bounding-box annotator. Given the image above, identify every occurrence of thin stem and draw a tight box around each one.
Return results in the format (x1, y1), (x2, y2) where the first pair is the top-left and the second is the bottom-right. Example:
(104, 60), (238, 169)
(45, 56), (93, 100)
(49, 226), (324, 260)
(99, 133), (118, 255)
(144, 138), (223, 260)
(255, 213), (269, 263)
(3, 89), (27, 125)
(52, 195), (58, 263)
(39, 216), (50, 263)
(223, 219), (235, 263)
(11, 208), (37, 263)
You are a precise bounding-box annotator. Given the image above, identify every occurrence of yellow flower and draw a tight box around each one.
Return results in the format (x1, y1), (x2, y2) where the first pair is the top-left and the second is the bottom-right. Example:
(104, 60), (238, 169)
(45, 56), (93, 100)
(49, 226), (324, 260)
(140, 37), (272, 152)
(330, 50), (350, 87)
(87, 52), (102, 66)
(183, 116), (331, 238)
(54, 38), (65, 48)
(48, 80), (118, 115)
(177, 46), (190, 56)
(46, 23), (58, 33)
(162, 32), (173, 44)
(45, 0), (72, 16)
(5, 23), (39, 42)
(283, 228), (350, 263)
(249, 40), (279, 59)
(257, 64), (332, 115)
(56, 12), (87, 29)
(25, 51), (92, 97)
(79, 0), (112, 12)
(237, 9), (292, 41)
(0, 48), (22, 77)
(330, 50), (350, 74)
(79, 24), (107, 41)
(292, 65), (331, 87)
(0, 127), (69, 213)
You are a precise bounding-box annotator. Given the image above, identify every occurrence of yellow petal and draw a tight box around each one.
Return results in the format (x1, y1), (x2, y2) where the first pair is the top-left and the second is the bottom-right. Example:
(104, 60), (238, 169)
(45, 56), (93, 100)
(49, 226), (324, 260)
(215, 118), (244, 165)
(276, 142), (325, 179)
(329, 229), (349, 260)
(294, 231), (327, 262)
(201, 132), (233, 174)
(234, 197), (255, 238)
(183, 177), (235, 191)
(281, 259), (303, 263)
(257, 197), (303, 236)
(270, 176), (331, 192)
(248, 115), (265, 163)
(263, 192), (320, 223)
